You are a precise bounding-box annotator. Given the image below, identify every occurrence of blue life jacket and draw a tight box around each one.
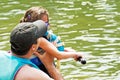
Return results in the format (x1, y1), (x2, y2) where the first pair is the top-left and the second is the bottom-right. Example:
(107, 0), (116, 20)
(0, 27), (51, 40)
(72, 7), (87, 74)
(44, 30), (64, 51)
(0, 50), (39, 80)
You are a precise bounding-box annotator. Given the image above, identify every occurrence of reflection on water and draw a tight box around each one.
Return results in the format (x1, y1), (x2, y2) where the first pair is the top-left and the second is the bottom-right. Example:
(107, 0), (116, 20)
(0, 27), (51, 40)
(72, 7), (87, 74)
(53, 0), (120, 80)
(0, 0), (120, 80)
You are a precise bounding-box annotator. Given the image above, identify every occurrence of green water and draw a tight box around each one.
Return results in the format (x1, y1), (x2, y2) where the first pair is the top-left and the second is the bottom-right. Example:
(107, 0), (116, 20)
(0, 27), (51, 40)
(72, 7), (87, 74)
(0, 0), (120, 80)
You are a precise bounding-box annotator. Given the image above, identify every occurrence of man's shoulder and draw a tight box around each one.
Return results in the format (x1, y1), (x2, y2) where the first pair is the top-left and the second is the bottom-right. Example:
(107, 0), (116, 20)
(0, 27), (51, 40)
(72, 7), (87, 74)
(15, 65), (38, 79)
(15, 65), (52, 80)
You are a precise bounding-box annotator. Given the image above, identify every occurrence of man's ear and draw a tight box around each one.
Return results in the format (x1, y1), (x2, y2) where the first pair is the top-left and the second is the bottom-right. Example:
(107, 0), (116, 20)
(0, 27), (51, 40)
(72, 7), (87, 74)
(31, 44), (36, 51)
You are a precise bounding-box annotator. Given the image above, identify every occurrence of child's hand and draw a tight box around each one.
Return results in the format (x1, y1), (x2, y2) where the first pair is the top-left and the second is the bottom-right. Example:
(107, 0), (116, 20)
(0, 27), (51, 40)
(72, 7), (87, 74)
(73, 53), (83, 61)
(73, 53), (86, 64)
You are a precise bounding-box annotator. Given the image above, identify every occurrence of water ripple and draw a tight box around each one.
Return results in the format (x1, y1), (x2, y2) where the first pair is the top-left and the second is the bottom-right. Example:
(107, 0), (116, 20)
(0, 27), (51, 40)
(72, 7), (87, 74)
(73, 35), (120, 43)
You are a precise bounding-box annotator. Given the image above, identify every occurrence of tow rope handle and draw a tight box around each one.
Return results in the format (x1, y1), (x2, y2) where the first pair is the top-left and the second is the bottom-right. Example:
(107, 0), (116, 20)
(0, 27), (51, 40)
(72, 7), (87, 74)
(77, 57), (86, 64)
(56, 60), (60, 71)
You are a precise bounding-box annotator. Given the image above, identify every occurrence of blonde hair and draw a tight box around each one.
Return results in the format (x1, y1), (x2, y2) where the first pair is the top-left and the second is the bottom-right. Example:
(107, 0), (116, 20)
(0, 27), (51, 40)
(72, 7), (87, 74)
(20, 6), (49, 23)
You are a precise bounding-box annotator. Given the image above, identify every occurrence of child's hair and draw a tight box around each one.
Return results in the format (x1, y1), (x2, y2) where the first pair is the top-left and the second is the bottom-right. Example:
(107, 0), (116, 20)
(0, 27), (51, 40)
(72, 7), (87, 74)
(20, 6), (49, 23)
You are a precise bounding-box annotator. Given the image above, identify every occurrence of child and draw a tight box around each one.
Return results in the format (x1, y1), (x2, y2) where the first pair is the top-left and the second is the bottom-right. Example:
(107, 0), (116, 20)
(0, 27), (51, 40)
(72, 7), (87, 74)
(20, 6), (65, 75)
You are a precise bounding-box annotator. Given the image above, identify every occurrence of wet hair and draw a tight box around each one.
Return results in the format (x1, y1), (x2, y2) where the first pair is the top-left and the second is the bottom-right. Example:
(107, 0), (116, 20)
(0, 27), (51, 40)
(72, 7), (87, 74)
(20, 6), (49, 23)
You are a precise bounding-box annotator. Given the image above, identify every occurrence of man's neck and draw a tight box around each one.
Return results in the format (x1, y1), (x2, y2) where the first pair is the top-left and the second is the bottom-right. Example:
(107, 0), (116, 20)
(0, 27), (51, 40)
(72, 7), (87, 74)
(12, 52), (31, 59)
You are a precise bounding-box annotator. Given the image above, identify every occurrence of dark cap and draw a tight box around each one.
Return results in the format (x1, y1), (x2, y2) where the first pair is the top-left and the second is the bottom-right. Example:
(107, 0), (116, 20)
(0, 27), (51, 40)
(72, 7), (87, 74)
(10, 20), (47, 55)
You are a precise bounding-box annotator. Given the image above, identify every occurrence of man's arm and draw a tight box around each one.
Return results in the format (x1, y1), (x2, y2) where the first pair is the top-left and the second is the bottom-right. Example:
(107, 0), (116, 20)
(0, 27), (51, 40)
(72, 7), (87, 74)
(15, 65), (53, 80)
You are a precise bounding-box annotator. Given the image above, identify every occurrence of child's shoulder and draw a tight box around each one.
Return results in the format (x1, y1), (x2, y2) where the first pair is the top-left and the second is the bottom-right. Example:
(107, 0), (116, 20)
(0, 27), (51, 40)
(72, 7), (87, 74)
(43, 30), (57, 41)
(47, 30), (57, 37)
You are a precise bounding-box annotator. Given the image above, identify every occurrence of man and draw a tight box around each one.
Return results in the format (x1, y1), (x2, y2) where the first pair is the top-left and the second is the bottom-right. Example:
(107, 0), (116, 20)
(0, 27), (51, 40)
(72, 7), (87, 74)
(0, 20), (53, 80)
(0, 20), (84, 80)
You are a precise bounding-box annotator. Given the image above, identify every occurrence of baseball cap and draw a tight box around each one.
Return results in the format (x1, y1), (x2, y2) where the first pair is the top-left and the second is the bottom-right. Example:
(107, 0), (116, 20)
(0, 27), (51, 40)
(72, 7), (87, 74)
(10, 20), (47, 55)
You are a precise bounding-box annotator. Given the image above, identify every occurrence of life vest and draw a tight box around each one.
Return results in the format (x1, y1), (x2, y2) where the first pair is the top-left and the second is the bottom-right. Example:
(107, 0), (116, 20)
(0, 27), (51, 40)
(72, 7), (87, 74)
(44, 30), (64, 51)
(0, 50), (39, 80)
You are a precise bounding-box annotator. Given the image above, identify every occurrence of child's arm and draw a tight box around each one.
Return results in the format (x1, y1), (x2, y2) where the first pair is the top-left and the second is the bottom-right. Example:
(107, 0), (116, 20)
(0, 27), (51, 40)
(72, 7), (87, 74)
(38, 37), (83, 60)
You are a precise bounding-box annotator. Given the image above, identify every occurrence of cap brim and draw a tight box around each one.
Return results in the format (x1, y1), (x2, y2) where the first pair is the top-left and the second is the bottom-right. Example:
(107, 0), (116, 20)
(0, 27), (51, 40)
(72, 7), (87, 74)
(33, 20), (47, 37)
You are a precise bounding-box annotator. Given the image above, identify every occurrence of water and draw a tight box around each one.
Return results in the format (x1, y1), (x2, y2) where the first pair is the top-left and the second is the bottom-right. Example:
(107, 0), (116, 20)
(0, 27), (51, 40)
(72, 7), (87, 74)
(0, 0), (120, 80)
